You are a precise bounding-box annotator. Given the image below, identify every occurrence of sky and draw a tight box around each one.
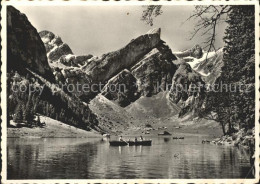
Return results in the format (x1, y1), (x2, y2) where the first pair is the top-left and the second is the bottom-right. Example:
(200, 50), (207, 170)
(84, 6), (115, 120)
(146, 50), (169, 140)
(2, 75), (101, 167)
(14, 5), (227, 56)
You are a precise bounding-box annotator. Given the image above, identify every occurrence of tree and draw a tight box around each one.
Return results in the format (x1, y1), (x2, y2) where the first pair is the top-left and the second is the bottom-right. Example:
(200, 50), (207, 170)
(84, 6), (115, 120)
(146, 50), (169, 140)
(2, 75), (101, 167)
(220, 6), (255, 131)
(13, 101), (24, 124)
(141, 5), (231, 58)
(23, 95), (34, 124)
(141, 5), (162, 26)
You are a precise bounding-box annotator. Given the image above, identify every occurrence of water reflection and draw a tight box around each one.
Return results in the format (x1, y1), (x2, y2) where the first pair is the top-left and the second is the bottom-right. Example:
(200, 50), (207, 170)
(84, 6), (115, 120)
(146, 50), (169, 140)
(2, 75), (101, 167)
(7, 135), (253, 179)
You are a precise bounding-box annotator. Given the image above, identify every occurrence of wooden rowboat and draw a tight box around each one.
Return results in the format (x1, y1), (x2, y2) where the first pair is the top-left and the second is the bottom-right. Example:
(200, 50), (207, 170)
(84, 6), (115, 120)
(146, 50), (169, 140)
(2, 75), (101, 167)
(128, 140), (152, 146)
(109, 141), (128, 146)
(109, 140), (152, 146)
(172, 137), (184, 139)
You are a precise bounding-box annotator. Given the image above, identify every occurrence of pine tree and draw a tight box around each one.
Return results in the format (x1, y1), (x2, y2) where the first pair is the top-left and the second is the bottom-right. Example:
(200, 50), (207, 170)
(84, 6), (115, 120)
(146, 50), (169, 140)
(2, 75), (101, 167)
(23, 95), (35, 124)
(13, 101), (24, 124)
(218, 5), (255, 134)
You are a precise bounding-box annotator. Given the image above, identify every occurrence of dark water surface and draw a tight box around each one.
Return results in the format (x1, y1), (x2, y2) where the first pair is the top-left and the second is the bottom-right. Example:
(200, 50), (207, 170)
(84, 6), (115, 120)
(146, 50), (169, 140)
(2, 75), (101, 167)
(7, 134), (253, 179)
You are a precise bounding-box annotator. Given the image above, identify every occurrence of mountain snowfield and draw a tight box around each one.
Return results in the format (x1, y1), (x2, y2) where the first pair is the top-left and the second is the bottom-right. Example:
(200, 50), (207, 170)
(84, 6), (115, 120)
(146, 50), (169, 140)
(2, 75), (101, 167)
(173, 47), (224, 84)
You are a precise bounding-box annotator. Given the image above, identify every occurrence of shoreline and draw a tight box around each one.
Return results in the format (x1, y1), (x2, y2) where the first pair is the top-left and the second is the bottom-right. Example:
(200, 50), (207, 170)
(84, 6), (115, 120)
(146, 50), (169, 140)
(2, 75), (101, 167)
(7, 116), (102, 138)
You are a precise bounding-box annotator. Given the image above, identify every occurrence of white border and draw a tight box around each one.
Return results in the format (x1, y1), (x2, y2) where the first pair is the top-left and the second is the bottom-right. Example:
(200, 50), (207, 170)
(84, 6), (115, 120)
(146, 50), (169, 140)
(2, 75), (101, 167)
(1, 0), (259, 184)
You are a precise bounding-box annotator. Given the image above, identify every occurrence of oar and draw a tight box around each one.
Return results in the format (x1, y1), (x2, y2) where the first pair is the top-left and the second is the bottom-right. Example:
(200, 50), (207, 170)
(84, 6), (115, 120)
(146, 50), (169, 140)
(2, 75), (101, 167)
(123, 140), (129, 145)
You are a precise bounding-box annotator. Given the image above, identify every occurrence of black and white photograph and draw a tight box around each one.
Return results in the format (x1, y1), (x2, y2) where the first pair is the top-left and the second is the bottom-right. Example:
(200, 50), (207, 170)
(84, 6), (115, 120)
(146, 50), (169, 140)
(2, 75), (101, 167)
(1, 0), (259, 182)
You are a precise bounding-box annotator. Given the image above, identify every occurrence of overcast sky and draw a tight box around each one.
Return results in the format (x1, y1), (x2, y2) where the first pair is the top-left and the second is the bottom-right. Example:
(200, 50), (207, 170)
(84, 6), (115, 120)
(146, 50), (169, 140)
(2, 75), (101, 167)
(14, 5), (227, 56)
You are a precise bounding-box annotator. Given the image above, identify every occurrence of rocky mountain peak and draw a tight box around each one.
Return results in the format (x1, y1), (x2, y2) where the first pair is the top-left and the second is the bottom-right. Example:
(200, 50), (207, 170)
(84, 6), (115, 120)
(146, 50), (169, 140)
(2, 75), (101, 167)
(39, 30), (73, 63)
(174, 44), (203, 59)
(146, 28), (161, 36)
(7, 6), (55, 81)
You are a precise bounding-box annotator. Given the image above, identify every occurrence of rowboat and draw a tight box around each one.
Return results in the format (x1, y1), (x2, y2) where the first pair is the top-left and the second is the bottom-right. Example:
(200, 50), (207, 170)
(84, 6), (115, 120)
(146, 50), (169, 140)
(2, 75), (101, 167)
(109, 141), (128, 146)
(172, 137), (184, 139)
(109, 140), (152, 146)
(128, 140), (152, 146)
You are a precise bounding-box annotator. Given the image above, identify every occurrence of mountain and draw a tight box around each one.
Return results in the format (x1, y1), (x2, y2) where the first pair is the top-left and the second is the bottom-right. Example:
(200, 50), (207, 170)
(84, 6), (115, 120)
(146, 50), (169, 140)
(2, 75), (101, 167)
(40, 28), (177, 105)
(7, 6), (98, 131)
(39, 28), (213, 120)
(173, 46), (224, 84)
(174, 45), (203, 59)
(7, 6), (222, 134)
(169, 63), (206, 117)
(7, 6), (55, 82)
(89, 92), (180, 134)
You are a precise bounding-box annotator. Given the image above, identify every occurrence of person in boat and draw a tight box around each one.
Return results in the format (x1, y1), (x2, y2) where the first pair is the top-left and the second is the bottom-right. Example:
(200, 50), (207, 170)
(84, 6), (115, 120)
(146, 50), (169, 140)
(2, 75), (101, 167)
(119, 136), (123, 142)
(134, 137), (138, 142)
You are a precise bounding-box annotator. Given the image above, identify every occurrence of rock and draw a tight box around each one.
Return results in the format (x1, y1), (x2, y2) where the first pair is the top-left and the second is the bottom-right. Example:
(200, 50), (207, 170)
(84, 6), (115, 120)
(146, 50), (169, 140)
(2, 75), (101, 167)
(146, 28), (161, 36)
(48, 43), (73, 62)
(7, 6), (55, 81)
(59, 54), (93, 67)
(7, 7), (98, 131)
(39, 30), (73, 63)
(226, 137), (232, 142)
(174, 45), (203, 59)
(82, 28), (161, 84)
(131, 41), (177, 96)
(40, 28), (163, 103)
(196, 48), (224, 84)
(174, 46), (224, 85)
(101, 69), (140, 107)
(168, 63), (205, 117)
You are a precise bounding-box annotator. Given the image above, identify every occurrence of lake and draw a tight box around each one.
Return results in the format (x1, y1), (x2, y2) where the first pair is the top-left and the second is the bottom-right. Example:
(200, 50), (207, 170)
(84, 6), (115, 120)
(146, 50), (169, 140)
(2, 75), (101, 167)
(7, 134), (253, 179)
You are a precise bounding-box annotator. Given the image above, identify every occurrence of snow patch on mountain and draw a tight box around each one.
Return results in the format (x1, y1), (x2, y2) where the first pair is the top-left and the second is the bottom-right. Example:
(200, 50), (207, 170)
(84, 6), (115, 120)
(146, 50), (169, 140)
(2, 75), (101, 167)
(173, 48), (224, 81)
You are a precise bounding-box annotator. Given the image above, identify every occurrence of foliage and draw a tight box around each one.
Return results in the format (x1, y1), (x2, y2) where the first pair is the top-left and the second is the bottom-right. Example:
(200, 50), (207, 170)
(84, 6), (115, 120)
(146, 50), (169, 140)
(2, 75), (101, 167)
(13, 101), (24, 124)
(204, 6), (255, 135)
(220, 6), (255, 132)
(23, 95), (35, 123)
(141, 5), (230, 56)
(7, 70), (98, 130)
(141, 5), (162, 26)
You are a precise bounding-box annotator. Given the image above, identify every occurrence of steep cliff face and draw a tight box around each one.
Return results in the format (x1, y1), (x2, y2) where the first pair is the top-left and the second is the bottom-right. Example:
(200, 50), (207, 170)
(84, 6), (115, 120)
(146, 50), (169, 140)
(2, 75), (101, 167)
(169, 63), (206, 117)
(39, 30), (73, 63)
(174, 46), (224, 84)
(7, 6), (98, 131)
(101, 69), (140, 107)
(7, 6), (55, 81)
(92, 31), (177, 105)
(82, 29), (162, 83)
(131, 41), (177, 97)
(40, 28), (177, 105)
(174, 45), (203, 60)
(194, 48), (224, 84)
(39, 30), (95, 100)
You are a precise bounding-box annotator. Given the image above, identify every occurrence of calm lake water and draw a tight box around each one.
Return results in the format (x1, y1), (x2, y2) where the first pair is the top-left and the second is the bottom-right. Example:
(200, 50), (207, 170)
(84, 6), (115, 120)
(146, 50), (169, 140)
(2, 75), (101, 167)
(7, 134), (253, 179)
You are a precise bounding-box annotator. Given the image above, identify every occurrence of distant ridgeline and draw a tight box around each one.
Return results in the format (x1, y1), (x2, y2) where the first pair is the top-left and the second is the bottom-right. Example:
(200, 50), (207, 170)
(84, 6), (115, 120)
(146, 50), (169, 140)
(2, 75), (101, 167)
(7, 6), (255, 136)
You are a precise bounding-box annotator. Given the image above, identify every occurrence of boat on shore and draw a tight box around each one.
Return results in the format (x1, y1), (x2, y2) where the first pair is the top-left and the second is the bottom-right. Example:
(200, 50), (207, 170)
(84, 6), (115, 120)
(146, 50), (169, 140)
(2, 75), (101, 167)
(109, 140), (152, 146)
(158, 131), (172, 136)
